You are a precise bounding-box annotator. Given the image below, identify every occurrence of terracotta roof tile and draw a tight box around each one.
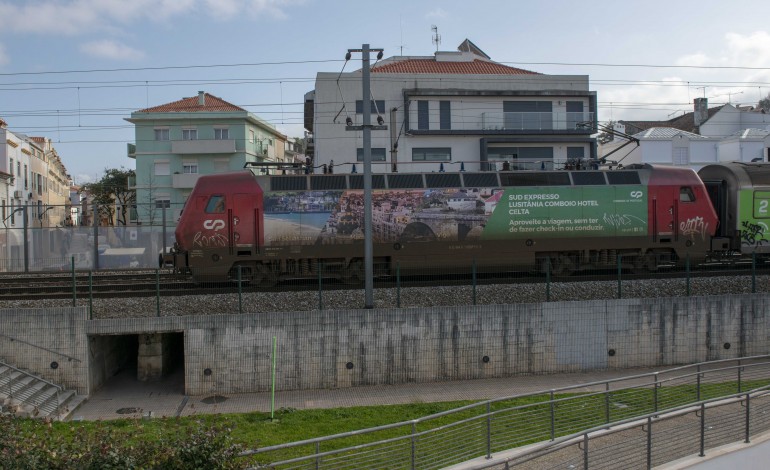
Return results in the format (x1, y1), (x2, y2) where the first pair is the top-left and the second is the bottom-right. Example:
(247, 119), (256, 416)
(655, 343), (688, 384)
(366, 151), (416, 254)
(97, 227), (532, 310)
(136, 93), (245, 113)
(372, 59), (538, 75)
(29, 136), (46, 143)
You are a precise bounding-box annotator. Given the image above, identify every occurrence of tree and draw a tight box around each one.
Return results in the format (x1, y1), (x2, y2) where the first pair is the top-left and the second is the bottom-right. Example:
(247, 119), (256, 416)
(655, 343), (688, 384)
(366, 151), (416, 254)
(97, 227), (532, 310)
(758, 93), (770, 113)
(80, 168), (136, 226)
(597, 120), (617, 144)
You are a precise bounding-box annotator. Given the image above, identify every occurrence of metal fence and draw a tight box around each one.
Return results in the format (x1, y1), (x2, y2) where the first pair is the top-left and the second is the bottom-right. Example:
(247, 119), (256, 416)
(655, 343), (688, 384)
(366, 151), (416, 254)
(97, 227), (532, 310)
(239, 357), (770, 469)
(3, 256), (769, 318)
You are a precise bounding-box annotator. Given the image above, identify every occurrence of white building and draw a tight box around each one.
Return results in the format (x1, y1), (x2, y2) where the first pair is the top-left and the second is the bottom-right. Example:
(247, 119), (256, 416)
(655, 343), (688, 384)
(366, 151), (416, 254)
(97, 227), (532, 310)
(602, 98), (770, 170)
(306, 40), (598, 174)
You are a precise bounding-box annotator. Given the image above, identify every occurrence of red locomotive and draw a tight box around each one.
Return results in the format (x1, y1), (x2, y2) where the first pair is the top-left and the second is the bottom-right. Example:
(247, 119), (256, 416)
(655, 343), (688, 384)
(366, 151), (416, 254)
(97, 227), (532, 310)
(167, 163), (730, 283)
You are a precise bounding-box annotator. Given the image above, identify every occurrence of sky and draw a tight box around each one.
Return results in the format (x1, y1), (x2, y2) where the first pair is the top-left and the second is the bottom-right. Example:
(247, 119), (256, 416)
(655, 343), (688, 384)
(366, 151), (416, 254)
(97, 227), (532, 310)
(1, 0), (769, 184)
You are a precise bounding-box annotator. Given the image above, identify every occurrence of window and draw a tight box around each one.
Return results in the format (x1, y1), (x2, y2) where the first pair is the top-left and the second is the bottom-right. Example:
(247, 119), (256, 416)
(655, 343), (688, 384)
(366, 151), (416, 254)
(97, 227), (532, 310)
(412, 147), (451, 161)
(214, 128), (229, 140)
(356, 148), (387, 162)
(249, 130), (256, 143)
(9, 158), (13, 174)
(37, 174), (42, 195)
(567, 147), (585, 160)
(673, 148), (689, 165)
(24, 165), (27, 189)
(154, 128), (170, 141)
(182, 128), (198, 140)
(154, 161), (170, 176)
(566, 101), (584, 129)
(205, 195), (225, 213)
(680, 187), (696, 202)
(355, 100), (386, 114)
(183, 162), (198, 174)
(440, 101), (451, 130)
(155, 198), (171, 209)
(417, 101), (429, 130)
(503, 101), (553, 130)
(1, 200), (5, 221)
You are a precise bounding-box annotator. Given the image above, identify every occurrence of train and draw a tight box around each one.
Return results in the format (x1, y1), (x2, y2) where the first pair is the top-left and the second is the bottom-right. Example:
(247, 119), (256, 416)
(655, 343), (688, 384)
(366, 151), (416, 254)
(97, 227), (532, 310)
(164, 162), (770, 283)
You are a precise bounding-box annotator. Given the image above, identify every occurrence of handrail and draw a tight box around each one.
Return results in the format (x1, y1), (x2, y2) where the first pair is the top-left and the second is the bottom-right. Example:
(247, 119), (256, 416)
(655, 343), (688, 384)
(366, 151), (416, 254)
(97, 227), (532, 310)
(241, 355), (770, 458)
(0, 359), (63, 392)
(0, 333), (81, 363)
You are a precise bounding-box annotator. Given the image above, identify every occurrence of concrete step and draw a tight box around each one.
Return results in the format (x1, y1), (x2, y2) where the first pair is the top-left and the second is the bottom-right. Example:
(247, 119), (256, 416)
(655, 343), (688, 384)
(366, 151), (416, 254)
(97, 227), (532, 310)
(0, 362), (84, 421)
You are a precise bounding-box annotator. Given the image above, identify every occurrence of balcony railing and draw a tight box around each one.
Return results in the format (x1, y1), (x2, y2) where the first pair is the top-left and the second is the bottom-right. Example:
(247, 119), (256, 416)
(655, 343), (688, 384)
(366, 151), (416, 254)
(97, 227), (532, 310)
(480, 112), (594, 131)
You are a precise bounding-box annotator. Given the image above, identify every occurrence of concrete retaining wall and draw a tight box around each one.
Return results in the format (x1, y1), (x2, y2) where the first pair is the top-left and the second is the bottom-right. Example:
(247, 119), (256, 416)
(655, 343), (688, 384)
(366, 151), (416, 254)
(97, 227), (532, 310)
(1, 294), (769, 396)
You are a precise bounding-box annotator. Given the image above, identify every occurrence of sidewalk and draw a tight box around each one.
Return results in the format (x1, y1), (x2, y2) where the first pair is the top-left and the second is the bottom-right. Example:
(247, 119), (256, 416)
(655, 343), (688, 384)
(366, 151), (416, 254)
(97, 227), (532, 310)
(72, 367), (657, 421)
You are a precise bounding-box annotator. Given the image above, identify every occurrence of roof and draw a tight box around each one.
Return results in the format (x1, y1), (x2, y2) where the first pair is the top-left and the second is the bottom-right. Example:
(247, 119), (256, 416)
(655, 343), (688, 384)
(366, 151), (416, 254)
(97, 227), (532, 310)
(728, 128), (770, 139)
(634, 127), (708, 139)
(372, 58), (537, 75)
(136, 92), (245, 113)
(621, 105), (725, 135)
(29, 136), (46, 143)
(371, 39), (537, 75)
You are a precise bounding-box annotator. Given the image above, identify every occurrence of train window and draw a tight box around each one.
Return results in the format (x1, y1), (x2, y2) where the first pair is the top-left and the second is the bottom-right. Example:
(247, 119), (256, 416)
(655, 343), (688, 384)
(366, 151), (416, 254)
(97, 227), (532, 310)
(388, 174), (424, 189)
(500, 172), (570, 187)
(205, 195), (226, 213)
(571, 172), (607, 185)
(349, 174), (386, 189)
(271, 176), (308, 191)
(311, 175), (347, 190)
(680, 187), (696, 203)
(425, 173), (461, 188)
(462, 173), (499, 187)
(606, 172), (641, 185)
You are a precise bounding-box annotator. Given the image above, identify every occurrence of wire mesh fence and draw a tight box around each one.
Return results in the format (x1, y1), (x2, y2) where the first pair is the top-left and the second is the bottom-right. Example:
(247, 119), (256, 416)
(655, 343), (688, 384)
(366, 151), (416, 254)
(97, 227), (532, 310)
(2, 253), (770, 318)
(238, 358), (770, 469)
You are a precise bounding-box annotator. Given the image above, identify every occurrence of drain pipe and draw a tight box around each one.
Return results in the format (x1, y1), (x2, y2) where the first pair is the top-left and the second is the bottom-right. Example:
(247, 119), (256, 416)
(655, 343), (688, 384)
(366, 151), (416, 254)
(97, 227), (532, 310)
(390, 107), (398, 172)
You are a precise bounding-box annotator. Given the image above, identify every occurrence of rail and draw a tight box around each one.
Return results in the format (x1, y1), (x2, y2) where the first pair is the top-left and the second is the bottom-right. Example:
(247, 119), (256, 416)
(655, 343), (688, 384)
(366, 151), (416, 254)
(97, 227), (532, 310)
(0, 334), (82, 363)
(0, 359), (64, 420)
(239, 356), (770, 469)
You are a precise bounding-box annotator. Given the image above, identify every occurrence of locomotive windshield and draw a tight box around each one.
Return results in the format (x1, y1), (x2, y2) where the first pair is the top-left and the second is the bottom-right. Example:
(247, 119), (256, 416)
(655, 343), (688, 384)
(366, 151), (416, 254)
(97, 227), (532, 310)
(205, 195), (225, 213)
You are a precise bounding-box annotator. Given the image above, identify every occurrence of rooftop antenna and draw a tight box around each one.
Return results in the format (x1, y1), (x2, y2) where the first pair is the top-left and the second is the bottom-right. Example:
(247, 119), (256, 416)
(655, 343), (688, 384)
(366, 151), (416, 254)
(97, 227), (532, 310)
(431, 25), (441, 52)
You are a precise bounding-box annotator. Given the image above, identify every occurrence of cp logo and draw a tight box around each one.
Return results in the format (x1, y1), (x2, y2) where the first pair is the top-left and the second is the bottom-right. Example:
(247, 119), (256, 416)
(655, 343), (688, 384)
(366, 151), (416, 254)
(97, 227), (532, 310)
(203, 219), (225, 231)
(630, 191), (643, 199)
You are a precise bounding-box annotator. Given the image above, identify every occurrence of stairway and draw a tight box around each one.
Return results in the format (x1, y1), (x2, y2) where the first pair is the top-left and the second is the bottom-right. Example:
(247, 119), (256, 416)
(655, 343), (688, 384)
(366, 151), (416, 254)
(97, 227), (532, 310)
(0, 363), (86, 421)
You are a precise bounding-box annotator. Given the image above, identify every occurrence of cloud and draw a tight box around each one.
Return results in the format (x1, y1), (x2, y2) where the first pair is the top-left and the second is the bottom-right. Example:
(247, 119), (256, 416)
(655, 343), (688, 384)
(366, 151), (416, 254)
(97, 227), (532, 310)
(80, 40), (145, 61)
(0, 0), (297, 33)
(0, 43), (8, 66)
(598, 31), (770, 123)
(426, 7), (447, 19)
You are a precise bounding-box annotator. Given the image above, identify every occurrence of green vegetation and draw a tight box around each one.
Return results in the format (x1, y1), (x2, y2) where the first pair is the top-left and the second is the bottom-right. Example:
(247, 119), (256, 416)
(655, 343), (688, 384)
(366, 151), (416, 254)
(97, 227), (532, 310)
(3, 378), (768, 469)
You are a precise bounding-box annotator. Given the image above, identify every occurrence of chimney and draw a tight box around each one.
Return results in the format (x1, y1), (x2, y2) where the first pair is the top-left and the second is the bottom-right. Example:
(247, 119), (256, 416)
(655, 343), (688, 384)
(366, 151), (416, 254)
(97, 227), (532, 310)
(693, 98), (708, 128)
(198, 91), (205, 106)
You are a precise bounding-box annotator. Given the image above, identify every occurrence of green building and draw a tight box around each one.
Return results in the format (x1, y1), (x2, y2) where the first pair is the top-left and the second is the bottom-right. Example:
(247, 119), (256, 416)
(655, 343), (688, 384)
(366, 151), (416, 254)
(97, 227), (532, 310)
(126, 91), (287, 225)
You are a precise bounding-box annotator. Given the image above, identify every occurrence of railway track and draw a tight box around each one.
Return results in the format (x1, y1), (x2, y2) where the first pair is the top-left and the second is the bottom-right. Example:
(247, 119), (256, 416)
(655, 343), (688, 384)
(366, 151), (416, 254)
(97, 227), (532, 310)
(0, 264), (767, 301)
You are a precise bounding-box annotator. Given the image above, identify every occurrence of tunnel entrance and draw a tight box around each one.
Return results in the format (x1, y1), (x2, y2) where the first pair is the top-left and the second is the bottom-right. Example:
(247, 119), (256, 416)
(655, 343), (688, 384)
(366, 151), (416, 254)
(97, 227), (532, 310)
(88, 332), (186, 395)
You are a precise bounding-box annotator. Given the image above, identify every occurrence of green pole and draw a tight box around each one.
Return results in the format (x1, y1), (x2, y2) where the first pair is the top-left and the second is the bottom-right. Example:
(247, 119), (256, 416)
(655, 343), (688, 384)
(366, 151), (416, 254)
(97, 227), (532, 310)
(617, 254), (622, 299)
(88, 271), (93, 320)
(396, 261), (401, 308)
(156, 268), (160, 317)
(237, 265), (243, 314)
(71, 256), (76, 307)
(686, 253), (691, 297)
(271, 336), (277, 421)
(318, 262), (323, 311)
(472, 258), (477, 306)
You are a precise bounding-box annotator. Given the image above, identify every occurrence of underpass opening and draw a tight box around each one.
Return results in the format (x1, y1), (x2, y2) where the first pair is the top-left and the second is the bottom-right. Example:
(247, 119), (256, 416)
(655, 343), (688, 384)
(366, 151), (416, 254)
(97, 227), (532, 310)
(88, 332), (185, 395)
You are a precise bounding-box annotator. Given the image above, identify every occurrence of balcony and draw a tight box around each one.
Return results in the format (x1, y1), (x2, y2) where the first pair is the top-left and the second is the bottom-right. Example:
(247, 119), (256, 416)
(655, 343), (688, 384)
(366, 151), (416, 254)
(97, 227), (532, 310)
(171, 139), (236, 154)
(480, 112), (594, 131)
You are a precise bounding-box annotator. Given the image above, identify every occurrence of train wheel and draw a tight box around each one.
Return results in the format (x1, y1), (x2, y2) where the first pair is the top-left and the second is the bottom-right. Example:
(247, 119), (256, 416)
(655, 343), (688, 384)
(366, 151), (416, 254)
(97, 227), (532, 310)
(552, 255), (575, 277)
(254, 263), (278, 287)
(633, 253), (658, 273)
(342, 259), (364, 285)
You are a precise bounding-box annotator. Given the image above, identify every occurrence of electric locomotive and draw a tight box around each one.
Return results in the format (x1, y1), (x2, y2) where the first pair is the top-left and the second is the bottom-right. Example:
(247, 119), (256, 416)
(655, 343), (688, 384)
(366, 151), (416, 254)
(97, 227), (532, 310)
(166, 164), (720, 283)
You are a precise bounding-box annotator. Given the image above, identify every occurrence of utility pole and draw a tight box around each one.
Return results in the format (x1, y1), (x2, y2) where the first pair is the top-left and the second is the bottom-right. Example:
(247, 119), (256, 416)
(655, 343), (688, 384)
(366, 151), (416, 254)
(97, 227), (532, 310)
(346, 44), (386, 308)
